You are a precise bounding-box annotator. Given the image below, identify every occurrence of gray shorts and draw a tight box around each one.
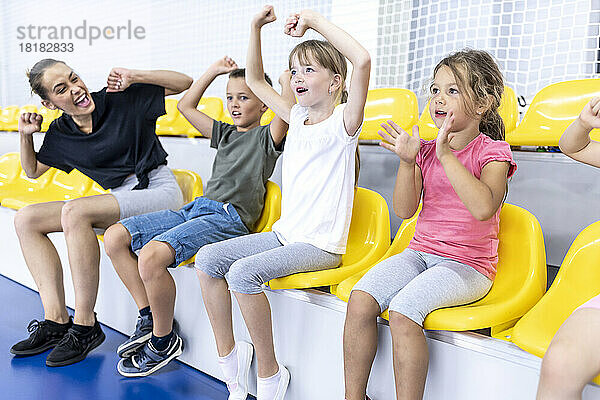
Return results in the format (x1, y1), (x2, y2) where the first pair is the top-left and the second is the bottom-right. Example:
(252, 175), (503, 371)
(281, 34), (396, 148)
(352, 248), (492, 326)
(194, 231), (341, 294)
(111, 165), (184, 220)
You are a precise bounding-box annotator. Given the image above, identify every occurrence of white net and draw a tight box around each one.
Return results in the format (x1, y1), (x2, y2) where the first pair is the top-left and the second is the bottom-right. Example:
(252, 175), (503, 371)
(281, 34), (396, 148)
(375, 0), (600, 111)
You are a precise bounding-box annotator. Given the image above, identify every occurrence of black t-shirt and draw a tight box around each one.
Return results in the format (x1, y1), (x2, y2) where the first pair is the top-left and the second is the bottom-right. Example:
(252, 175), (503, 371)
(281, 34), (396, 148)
(37, 83), (167, 190)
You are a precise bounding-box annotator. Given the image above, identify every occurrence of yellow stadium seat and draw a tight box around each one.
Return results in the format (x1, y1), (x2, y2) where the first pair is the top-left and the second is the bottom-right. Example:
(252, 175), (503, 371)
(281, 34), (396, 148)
(86, 181), (109, 196)
(0, 168), (56, 202)
(221, 108), (276, 127)
(268, 187), (391, 291)
(0, 106), (20, 131)
(155, 99), (181, 136)
(177, 180), (280, 267)
(336, 203), (546, 334)
(418, 86), (518, 140)
(38, 107), (62, 132)
(506, 79), (600, 146)
(253, 180), (281, 233)
(180, 97), (224, 137)
(0, 153), (22, 188)
(510, 220), (600, 385)
(361, 88), (419, 141)
(1, 169), (93, 210)
(171, 169), (204, 203)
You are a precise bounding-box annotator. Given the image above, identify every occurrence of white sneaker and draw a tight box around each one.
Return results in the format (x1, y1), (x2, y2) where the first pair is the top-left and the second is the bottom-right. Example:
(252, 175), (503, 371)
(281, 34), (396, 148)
(273, 366), (290, 400)
(227, 341), (254, 400)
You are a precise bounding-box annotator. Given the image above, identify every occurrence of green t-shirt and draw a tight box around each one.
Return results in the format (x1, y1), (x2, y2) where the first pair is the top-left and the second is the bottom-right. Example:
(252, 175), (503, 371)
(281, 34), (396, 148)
(204, 121), (283, 231)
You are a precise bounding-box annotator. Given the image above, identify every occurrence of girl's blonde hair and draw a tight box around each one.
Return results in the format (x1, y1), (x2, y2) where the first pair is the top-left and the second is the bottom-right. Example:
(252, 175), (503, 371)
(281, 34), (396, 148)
(432, 49), (505, 141)
(288, 39), (360, 185)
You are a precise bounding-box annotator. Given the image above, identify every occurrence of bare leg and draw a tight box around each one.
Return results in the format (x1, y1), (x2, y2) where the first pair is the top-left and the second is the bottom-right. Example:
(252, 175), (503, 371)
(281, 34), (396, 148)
(60, 194), (120, 326)
(14, 202), (68, 323)
(196, 270), (235, 357)
(104, 224), (149, 310)
(137, 241), (176, 336)
(537, 308), (600, 400)
(344, 290), (381, 400)
(233, 291), (278, 378)
(389, 311), (429, 400)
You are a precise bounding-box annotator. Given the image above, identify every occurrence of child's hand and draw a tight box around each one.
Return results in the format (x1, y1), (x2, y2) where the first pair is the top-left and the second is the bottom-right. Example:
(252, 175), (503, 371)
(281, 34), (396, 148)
(252, 5), (276, 28)
(284, 10), (317, 37)
(106, 67), (134, 92)
(18, 112), (43, 135)
(210, 56), (238, 76)
(435, 110), (456, 161)
(578, 97), (600, 131)
(378, 121), (421, 164)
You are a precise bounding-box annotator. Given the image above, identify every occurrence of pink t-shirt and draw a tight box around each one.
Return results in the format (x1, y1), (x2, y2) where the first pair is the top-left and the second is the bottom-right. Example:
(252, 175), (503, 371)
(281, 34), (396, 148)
(407, 133), (517, 280)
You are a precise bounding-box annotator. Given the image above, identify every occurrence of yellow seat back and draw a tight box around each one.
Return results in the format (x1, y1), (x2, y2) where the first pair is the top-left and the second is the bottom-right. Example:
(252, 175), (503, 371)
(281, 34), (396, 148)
(172, 169), (203, 204)
(155, 99), (180, 135)
(0, 106), (20, 131)
(361, 88), (418, 140)
(506, 79), (600, 146)
(86, 181), (109, 196)
(268, 187), (391, 290)
(183, 97), (225, 137)
(38, 107), (62, 132)
(49, 169), (94, 199)
(336, 203), (547, 333)
(0, 153), (22, 186)
(511, 220), (600, 385)
(19, 105), (38, 115)
(253, 181), (281, 233)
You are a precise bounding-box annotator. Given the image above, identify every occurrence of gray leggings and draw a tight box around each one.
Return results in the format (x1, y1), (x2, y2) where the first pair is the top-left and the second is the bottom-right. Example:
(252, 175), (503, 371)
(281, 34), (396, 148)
(352, 248), (492, 326)
(194, 231), (341, 294)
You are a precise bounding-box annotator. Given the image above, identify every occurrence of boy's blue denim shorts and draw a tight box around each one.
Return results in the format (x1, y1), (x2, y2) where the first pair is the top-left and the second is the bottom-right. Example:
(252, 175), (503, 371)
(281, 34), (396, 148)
(119, 197), (249, 268)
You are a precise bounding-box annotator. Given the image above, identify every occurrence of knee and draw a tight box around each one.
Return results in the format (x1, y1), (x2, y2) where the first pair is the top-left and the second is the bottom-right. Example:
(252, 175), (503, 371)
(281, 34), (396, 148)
(138, 242), (170, 282)
(14, 205), (39, 236)
(103, 224), (131, 259)
(226, 260), (261, 294)
(60, 200), (87, 231)
(388, 310), (421, 335)
(194, 243), (225, 278)
(347, 290), (381, 321)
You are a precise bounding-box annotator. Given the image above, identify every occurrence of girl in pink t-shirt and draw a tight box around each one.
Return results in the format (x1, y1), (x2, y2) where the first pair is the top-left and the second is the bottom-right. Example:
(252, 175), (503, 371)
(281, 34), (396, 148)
(537, 97), (600, 400)
(343, 50), (517, 400)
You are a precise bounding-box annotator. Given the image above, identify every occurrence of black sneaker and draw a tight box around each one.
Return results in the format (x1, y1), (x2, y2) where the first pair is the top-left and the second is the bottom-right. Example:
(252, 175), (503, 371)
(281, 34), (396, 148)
(45, 319), (105, 367)
(10, 318), (72, 356)
(117, 313), (153, 358)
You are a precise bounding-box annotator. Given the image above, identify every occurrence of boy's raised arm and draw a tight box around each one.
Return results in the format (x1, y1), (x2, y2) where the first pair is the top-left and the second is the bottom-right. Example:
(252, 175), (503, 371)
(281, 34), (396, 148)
(177, 57), (239, 139)
(559, 97), (600, 168)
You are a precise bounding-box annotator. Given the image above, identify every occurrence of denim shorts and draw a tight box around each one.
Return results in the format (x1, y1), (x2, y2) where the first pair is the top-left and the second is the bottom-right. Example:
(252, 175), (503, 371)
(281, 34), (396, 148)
(119, 197), (249, 268)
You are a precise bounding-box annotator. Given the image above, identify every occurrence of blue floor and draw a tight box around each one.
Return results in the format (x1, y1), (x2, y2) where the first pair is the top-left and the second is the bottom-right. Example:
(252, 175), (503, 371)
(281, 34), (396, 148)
(1, 274), (231, 400)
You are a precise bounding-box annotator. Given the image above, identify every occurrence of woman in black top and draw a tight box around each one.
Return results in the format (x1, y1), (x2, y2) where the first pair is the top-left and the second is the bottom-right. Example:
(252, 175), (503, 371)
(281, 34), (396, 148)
(10, 59), (192, 367)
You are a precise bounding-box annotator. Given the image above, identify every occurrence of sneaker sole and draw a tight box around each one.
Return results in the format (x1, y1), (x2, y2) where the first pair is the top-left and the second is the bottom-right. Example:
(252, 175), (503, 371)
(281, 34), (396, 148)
(45, 330), (106, 367)
(10, 339), (61, 356)
(117, 336), (183, 378)
(117, 332), (152, 358)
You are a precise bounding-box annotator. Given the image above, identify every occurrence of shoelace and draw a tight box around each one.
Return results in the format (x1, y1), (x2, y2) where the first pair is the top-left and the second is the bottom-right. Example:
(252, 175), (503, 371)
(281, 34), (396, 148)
(27, 319), (45, 334)
(56, 330), (83, 352)
(131, 342), (158, 368)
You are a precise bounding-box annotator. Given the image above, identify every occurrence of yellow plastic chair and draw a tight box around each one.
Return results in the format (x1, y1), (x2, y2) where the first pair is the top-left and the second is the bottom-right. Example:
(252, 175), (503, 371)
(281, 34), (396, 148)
(182, 97), (224, 137)
(510, 221), (600, 385)
(38, 107), (62, 132)
(418, 86), (518, 140)
(177, 180), (281, 267)
(336, 203), (546, 334)
(221, 109), (276, 127)
(85, 181), (109, 196)
(506, 79), (600, 146)
(0, 168), (56, 203)
(1, 169), (93, 210)
(172, 169), (204, 203)
(155, 99), (181, 136)
(0, 153), (22, 189)
(267, 187), (391, 292)
(0, 106), (20, 131)
(360, 88), (419, 141)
